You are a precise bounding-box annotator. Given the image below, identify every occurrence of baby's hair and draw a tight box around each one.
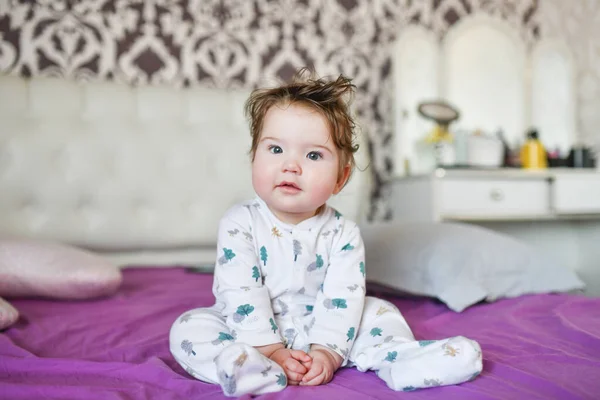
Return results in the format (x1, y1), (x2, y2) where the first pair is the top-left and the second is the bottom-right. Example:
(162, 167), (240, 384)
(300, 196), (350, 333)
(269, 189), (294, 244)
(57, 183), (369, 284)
(244, 67), (360, 185)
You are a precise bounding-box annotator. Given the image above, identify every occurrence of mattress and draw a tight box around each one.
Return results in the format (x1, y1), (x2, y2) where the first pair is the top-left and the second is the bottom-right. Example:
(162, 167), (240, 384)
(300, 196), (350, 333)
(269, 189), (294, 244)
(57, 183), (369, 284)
(1, 267), (599, 399)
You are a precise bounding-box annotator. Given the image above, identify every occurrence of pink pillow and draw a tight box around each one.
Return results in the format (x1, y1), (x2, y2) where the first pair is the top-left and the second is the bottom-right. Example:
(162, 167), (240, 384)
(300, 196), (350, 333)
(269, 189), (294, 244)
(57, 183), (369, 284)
(0, 297), (18, 330)
(0, 240), (122, 300)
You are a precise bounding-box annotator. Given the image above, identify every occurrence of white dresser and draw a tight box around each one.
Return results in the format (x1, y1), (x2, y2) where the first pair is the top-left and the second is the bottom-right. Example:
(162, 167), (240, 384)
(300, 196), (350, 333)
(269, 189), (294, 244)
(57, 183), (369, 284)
(389, 168), (600, 295)
(390, 168), (600, 222)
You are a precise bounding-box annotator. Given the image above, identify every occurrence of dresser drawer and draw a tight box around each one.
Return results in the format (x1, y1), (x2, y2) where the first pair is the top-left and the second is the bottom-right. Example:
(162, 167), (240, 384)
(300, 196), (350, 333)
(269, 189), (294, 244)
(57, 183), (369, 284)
(438, 179), (550, 218)
(552, 174), (600, 214)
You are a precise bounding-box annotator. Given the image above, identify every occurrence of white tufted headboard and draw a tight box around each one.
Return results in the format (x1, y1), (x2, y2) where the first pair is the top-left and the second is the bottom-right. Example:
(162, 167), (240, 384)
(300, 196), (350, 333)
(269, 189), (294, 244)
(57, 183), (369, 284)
(0, 75), (370, 266)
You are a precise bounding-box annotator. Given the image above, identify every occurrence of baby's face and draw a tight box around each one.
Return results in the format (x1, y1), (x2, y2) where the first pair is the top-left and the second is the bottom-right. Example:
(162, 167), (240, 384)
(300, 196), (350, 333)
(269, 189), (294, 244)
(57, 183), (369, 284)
(252, 102), (347, 224)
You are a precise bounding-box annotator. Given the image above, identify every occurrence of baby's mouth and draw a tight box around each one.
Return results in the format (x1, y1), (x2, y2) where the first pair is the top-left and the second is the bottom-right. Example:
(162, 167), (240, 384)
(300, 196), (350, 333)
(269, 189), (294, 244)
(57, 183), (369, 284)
(277, 182), (301, 191)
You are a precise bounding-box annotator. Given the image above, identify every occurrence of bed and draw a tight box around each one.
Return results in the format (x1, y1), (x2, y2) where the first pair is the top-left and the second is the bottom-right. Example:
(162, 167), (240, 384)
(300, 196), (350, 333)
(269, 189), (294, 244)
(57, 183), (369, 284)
(1, 74), (599, 400)
(2, 267), (599, 399)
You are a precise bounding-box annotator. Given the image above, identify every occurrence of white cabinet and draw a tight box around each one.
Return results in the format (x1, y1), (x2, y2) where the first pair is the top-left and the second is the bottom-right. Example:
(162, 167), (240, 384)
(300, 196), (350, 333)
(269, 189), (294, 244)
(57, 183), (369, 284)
(552, 175), (600, 215)
(390, 169), (600, 222)
(438, 179), (549, 219)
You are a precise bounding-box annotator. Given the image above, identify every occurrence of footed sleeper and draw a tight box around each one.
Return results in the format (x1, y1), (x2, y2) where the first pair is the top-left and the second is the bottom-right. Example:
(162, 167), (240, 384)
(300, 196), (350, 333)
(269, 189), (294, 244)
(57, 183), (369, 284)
(170, 198), (482, 396)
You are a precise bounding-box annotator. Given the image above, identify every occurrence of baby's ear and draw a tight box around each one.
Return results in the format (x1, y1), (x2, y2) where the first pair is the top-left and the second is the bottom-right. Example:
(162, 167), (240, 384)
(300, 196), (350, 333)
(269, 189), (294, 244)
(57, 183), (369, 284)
(333, 164), (351, 194)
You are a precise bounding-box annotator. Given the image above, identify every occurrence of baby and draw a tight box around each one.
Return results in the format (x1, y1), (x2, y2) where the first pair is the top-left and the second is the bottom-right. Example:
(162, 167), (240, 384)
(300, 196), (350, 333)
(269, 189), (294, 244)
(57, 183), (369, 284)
(169, 70), (482, 397)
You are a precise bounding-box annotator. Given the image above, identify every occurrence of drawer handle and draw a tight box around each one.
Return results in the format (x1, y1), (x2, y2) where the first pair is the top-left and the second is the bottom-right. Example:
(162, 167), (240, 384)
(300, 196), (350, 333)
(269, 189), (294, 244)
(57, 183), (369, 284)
(490, 189), (504, 201)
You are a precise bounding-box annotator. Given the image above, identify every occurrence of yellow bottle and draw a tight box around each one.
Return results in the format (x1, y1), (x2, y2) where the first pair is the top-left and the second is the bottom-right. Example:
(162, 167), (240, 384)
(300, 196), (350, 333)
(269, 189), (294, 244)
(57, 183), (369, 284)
(520, 130), (547, 169)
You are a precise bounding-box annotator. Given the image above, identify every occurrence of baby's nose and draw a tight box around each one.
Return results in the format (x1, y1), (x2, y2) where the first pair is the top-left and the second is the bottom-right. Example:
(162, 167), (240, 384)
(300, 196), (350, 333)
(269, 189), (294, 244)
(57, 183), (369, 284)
(282, 157), (302, 173)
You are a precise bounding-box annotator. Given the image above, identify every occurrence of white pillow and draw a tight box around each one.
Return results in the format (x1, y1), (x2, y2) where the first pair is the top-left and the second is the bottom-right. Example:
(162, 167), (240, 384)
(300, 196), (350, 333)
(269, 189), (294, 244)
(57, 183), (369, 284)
(0, 240), (122, 300)
(0, 297), (18, 330)
(361, 222), (585, 312)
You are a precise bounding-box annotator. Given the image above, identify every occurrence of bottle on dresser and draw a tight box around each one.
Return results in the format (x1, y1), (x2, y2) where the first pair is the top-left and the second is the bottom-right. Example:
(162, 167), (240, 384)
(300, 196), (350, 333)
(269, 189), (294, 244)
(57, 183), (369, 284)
(520, 129), (547, 169)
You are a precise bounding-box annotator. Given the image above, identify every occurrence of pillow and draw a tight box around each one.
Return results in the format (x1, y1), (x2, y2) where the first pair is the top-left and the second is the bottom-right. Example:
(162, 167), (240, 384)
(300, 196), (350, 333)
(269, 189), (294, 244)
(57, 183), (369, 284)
(361, 222), (585, 312)
(0, 297), (18, 330)
(0, 240), (122, 300)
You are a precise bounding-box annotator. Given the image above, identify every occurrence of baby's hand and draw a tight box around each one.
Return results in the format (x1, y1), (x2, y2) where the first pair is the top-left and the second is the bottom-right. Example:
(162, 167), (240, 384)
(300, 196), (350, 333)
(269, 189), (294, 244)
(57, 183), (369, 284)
(269, 348), (312, 385)
(300, 346), (342, 386)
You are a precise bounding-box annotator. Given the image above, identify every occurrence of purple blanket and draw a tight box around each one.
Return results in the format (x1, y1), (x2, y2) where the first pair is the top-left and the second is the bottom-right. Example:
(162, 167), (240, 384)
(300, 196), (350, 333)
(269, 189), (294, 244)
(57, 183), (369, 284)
(1, 267), (599, 399)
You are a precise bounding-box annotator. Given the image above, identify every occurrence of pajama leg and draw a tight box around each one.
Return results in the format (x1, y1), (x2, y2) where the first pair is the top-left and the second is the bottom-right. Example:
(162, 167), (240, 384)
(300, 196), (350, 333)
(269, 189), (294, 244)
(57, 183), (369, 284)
(349, 297), (482, 392)
(214, 343), (288, 397)
(169, 306), (286, 397)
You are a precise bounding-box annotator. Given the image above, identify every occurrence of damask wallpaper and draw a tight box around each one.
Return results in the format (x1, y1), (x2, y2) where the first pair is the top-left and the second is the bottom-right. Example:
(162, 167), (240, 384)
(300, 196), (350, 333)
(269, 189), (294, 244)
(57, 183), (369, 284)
(0, 0), (546, 219)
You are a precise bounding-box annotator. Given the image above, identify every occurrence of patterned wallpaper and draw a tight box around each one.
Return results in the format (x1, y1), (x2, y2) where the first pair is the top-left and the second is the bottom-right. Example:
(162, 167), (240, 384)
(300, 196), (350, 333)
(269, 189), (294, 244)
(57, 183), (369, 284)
(0, 0), (542, 219)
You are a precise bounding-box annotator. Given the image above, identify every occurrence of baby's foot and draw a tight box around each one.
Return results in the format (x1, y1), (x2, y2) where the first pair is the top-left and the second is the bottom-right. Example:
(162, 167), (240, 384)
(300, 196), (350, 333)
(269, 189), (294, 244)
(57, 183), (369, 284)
(215, 343), (288, 397)
(376, 336), (483, 391)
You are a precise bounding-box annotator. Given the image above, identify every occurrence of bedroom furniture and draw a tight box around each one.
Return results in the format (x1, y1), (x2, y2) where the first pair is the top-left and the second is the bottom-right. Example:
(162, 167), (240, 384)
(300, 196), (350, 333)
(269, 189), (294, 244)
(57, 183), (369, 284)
(390, 168), (600, 222)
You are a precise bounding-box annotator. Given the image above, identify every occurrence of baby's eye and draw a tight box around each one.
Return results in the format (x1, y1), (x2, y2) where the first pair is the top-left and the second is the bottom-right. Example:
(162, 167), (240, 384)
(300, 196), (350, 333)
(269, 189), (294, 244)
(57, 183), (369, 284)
(269, 145), (283, 154)
(307, 151), (323, 161)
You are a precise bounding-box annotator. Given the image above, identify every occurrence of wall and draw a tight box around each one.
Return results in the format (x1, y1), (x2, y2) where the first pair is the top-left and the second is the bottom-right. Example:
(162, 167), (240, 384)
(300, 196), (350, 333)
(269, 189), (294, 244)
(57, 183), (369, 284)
(537, 0), (600, 149)
(0, 0), (545, 219)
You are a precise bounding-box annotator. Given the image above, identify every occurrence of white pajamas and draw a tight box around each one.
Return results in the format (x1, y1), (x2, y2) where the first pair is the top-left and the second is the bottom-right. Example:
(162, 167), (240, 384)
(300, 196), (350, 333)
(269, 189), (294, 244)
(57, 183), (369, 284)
(170, 197), (482, 396)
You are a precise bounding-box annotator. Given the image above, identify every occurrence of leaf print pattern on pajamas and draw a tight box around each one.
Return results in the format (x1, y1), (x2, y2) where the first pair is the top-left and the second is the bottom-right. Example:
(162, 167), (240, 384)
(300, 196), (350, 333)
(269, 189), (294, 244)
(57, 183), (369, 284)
(276, 299), (289, 316)
(181, 339), (196, 356)
(304, 317), (315, 335)
(376, 306), (390, 316)
(233, 304), (255, 322)
(252, 266), (261, 282)
(260, 246), (268, 266)
(323, 298), (348, 310)
(211, 331), (237, 346)
(293, 240), (302, 261)
(269, 318), (278, 334)
(260, 365), (272, 377)
(306, 254), (323, 272)
(347, 284), (359, 292)
(211, 204), (282, 346)
(307, 216), (366, 359)
(212, 197), (366, 359)
(276, 373), (287, 386)
(347, 327), (355, 342)
(424, 378), (442, 387)
(384, 351), (397, 362)
(443, 343), (460, 357)
(218, 248), (236, 265)
(218, 370), (236, 395)
(341, 243), (354, 251)
(179, 313), (192, 323)
(370, 327), (383, 337)
(283, 328), (296, 347)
